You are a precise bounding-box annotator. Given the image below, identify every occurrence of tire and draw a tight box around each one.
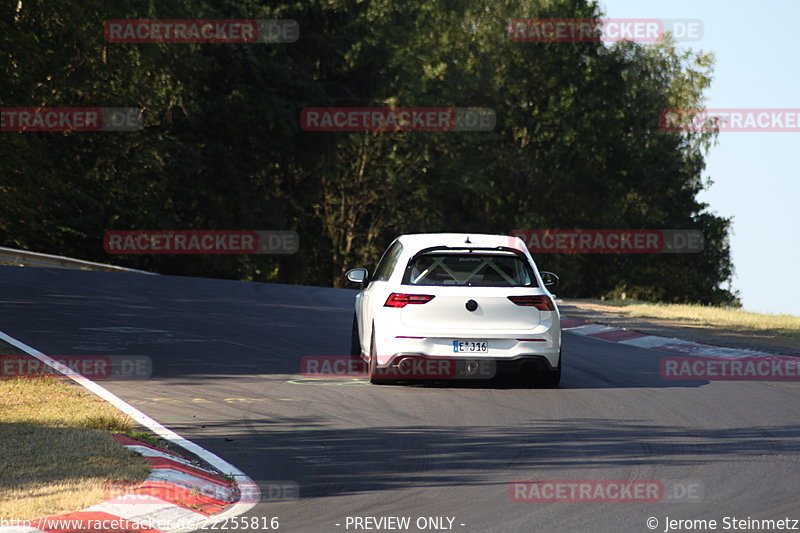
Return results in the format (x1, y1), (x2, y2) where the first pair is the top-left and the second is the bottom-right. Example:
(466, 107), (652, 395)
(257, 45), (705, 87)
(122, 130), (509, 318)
(539, 350), (562, 388)
(520, 350), (561, 388)
(369, 328), (392, 385)
(350, 314), (361, 357)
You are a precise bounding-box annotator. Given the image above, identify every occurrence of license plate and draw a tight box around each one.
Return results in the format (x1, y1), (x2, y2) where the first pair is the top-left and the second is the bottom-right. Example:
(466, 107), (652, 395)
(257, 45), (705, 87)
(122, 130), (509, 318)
(453, 340), (488, 353)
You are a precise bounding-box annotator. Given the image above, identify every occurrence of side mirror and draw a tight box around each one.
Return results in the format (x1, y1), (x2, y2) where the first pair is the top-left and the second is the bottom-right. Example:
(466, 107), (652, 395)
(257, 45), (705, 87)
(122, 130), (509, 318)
(540, 271), (559, 289)
(346, 268), (370, 284)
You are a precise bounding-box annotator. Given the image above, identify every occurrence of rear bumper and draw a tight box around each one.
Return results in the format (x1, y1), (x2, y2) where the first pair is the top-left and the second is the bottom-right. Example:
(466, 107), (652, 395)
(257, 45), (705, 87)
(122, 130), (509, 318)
(374, 327), (561, 368)
(373, 353), (558, 380)
(382, 352), (559, 370)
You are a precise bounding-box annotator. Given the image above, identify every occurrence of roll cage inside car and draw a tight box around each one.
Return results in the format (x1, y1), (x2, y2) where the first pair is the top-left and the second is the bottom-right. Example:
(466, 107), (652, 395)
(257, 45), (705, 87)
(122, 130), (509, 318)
(400, 246), (539, 287)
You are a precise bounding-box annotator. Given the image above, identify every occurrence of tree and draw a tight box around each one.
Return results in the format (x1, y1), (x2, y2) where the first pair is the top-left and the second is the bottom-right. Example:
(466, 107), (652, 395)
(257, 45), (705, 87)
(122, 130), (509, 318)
(0, 0), (737, 304)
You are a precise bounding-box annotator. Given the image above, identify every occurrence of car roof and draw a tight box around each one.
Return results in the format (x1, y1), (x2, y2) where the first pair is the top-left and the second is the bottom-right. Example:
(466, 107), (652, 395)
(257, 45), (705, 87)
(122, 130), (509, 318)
(395, 233), (527, 255)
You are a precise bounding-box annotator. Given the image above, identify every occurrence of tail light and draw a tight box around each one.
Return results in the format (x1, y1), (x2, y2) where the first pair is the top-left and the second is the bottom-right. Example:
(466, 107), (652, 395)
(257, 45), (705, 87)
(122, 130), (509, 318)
(384, 293), (435, 308)
(507, 295), (555, 311)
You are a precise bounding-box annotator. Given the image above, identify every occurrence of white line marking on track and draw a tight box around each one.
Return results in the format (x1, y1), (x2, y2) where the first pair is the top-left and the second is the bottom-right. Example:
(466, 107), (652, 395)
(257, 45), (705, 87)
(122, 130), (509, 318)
(0, 329), (261, 533)
(565, 324), (618, 335)
(125, 444), (219, 473)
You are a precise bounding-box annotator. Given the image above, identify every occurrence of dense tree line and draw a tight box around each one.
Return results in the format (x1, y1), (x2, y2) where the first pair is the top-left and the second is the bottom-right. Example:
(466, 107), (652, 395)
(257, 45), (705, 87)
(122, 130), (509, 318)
(0, 0), (738, 305)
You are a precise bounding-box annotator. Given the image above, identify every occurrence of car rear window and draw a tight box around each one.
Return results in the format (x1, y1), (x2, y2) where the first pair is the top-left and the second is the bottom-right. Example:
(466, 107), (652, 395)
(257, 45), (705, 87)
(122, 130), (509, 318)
(402, 252), (537, 287)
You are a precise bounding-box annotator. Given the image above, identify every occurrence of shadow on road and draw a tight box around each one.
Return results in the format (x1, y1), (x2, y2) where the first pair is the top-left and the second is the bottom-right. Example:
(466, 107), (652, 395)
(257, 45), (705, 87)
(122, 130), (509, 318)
(178, 416), (800, 499)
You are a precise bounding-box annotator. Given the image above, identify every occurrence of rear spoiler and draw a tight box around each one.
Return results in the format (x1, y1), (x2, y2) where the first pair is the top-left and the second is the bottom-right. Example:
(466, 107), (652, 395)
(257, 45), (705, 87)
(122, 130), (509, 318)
(409, 245), (527, 262)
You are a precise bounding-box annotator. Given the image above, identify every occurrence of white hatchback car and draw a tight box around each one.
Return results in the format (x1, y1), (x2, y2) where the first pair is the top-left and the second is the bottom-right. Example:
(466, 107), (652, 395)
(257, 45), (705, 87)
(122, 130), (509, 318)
(346, 233), (561, 385)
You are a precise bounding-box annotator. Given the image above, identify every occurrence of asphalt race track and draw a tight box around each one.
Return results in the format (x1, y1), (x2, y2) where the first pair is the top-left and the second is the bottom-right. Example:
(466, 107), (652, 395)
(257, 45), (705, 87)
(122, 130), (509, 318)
(1, 266), (799, 533)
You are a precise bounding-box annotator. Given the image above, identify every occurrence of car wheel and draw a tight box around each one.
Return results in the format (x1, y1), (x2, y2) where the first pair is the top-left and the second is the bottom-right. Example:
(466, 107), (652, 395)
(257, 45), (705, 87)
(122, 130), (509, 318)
(520, 350), (561, 388)
(350, 313), (361, 357)
(369, 328), (392, 385)
(539, 349), (562, 388)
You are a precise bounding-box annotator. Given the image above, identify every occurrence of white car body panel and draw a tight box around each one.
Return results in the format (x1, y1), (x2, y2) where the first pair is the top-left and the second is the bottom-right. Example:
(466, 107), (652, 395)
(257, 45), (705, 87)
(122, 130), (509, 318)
(351, 233), (561, 376)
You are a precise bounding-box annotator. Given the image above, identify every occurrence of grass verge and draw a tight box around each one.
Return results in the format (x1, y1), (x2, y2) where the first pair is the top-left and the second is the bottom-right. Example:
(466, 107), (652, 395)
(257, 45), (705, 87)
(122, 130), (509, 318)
(0, 345), (151, 521)
(577, 299), (800, 338)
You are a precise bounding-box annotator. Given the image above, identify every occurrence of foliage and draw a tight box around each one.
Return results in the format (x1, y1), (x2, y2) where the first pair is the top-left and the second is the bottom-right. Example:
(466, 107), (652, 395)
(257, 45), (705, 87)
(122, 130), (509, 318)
(0, 0), (737, 304)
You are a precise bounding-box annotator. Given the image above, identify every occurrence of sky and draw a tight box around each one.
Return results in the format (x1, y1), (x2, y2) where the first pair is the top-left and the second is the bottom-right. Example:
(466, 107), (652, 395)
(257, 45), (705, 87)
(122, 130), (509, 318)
(597, 0), (800, 316)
